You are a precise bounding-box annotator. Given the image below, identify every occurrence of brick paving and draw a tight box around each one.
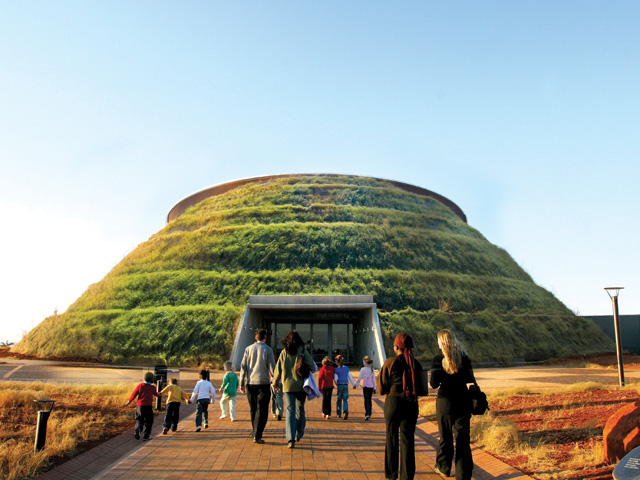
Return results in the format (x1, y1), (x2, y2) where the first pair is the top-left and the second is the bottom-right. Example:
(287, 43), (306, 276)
(34, 368), (532, 480)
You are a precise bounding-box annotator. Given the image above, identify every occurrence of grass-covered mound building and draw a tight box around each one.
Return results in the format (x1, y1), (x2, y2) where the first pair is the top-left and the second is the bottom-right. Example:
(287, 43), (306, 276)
(14, 174), (613, 365)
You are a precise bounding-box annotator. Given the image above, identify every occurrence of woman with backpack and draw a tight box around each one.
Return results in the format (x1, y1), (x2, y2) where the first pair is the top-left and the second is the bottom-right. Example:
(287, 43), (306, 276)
(272, 330), (315, 449)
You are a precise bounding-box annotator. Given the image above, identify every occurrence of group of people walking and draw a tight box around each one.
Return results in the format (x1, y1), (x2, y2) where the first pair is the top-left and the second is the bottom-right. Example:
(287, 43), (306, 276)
(125, 327), (477, 480)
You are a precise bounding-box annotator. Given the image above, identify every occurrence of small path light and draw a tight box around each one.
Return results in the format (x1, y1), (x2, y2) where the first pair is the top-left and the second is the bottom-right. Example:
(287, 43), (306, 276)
(34, 399), (56, 452)
(604, 287), (625, 387)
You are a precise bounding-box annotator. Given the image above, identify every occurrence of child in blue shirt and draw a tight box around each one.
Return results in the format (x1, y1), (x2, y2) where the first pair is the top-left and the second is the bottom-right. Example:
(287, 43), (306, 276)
(333, 355), (356, 420)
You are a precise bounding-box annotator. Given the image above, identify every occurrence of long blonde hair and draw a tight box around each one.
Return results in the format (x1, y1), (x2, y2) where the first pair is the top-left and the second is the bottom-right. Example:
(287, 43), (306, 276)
(437, 329), (465, 375)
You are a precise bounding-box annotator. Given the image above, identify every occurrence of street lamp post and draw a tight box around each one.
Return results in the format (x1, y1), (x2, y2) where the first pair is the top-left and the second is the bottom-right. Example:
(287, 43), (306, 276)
(604, 287), (625, 387)
(34, 399), (56, 452)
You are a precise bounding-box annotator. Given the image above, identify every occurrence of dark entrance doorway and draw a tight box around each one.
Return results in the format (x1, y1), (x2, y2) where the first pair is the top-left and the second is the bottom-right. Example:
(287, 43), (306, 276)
(230, 295), (386, 370)
(265, 310), (355, 363)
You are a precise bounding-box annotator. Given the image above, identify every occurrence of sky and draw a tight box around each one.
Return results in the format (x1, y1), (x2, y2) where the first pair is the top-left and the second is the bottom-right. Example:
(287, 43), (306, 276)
(1, 2), (639, 344)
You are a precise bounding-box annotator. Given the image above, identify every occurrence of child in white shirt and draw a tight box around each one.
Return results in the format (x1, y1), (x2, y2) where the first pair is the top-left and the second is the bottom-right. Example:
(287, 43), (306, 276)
(355, 356), (377, 420)
(190, 369), (216, 432)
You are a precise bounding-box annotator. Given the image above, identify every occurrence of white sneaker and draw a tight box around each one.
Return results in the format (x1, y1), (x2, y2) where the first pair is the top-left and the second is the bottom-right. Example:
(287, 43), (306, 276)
(220, 415), (227, 419)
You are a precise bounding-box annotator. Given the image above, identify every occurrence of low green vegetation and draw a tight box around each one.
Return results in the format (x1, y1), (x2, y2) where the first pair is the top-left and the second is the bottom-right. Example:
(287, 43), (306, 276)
(14, 175), (613, 365)
(381, 309), (612, 364)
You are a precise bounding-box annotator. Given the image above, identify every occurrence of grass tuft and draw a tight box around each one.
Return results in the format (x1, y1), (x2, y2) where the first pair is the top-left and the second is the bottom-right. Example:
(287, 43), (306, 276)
(471, 413), (520, 452)
(489, 386), (532, 398)
(418, 397), (436, 419)
(562, 382), (607, 393)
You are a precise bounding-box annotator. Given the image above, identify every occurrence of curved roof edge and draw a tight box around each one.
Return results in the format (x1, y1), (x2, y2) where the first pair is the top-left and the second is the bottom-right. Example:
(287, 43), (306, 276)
(167, 174), (467, 223)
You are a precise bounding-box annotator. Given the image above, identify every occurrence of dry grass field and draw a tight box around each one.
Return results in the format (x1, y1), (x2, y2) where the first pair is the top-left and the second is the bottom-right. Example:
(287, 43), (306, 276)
(0, 381), (133, 480)
(420, 382), (640, 480)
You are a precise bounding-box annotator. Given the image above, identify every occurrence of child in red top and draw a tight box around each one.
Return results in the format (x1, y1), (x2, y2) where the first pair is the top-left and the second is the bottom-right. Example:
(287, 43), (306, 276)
(125, 371), (160, 441)
(318, 356), (336, 419)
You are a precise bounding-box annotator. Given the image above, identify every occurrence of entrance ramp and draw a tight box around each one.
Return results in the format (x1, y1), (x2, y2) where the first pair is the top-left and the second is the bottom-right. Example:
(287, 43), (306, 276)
(231, 295), (387, 369)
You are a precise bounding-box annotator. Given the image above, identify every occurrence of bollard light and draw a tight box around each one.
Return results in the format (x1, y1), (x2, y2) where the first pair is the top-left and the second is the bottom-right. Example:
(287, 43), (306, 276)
(156, 378), (163, 411)
(34, 399), (56, 452)
(604, 287), (625, 387)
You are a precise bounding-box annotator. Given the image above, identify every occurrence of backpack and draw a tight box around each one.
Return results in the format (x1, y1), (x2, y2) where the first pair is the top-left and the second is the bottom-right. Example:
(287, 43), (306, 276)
(295, 353), (311, 379)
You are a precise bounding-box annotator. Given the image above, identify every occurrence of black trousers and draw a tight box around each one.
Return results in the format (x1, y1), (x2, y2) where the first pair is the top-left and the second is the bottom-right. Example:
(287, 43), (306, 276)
(436, 397), (473, 480)
(363, 387), (374, 417)
(321, 388), (333, 416)
(135, 405), (154, 438)
(246, 384), (271, 440)
(163, 402), (181, 430)
(384, 395), (418, 480)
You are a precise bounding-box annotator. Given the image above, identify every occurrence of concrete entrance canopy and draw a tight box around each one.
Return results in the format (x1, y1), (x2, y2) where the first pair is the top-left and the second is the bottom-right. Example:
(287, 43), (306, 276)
(230, 295), (387, 370)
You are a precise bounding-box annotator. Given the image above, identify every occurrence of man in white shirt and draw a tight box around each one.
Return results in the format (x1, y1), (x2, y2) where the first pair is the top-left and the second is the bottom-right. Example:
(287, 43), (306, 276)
(240, 329), (276, 444)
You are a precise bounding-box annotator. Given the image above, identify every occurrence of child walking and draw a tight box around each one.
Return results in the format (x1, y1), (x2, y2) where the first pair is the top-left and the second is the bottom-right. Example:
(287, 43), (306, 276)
(333, 355), (356, 420)
(190, 369), (216, 432)
(318, 356), (335, 419)
(160, 378), (191, 434)
(219, 361), (239, 421)
(355, 356), (377, 420)
(271, 380), (284, 421)
(125, 371), (160, 441)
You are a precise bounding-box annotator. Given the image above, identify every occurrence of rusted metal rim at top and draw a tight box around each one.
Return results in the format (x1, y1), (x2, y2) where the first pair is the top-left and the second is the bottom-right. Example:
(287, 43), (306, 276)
(167, 174), (467, 223)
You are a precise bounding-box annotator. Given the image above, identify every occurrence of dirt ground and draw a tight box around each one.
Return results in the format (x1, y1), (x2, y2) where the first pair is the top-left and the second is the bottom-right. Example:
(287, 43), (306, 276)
(490, 387), (640, 479)
(543, 353), (640, 370)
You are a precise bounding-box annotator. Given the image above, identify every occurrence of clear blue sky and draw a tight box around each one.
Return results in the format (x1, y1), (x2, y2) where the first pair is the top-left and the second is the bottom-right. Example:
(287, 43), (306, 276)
(2, 2), (639, 343)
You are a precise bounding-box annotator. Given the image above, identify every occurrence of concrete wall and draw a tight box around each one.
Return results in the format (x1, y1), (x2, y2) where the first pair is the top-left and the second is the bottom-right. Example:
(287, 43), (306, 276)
(231, 308), (256, 370)
(584, 314), (640, 354)
(353, 308), (386, 369)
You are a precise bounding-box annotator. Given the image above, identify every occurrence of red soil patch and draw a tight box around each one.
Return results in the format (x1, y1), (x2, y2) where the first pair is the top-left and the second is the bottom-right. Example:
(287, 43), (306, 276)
(489, 388), (640, 479)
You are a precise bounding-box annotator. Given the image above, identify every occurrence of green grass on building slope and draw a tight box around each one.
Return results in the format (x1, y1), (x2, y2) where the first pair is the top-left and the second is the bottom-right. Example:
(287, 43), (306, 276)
(14, 175), (614, 365)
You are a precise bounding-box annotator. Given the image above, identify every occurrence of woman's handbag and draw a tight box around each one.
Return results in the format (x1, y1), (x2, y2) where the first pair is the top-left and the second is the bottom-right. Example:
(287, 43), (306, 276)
(468, 382), (489, 415)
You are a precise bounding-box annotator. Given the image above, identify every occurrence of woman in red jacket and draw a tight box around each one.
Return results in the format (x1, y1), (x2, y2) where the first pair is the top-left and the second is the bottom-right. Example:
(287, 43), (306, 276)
(317, 356), (335, 419)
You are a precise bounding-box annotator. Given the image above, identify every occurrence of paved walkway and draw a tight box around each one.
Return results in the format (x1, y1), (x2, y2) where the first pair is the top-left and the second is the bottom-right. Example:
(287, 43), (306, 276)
(22, 361), (640, 480)
(34, 368), (531, 480)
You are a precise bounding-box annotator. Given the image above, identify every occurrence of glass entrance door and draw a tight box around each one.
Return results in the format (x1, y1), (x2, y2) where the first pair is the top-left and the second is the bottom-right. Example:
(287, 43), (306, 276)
(311, 324), (329, 363)
(332, 323), (353, 364)
(294, 323), (329, 363)
(272, 323), (291, 358)
(267, 321), (354, 364)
